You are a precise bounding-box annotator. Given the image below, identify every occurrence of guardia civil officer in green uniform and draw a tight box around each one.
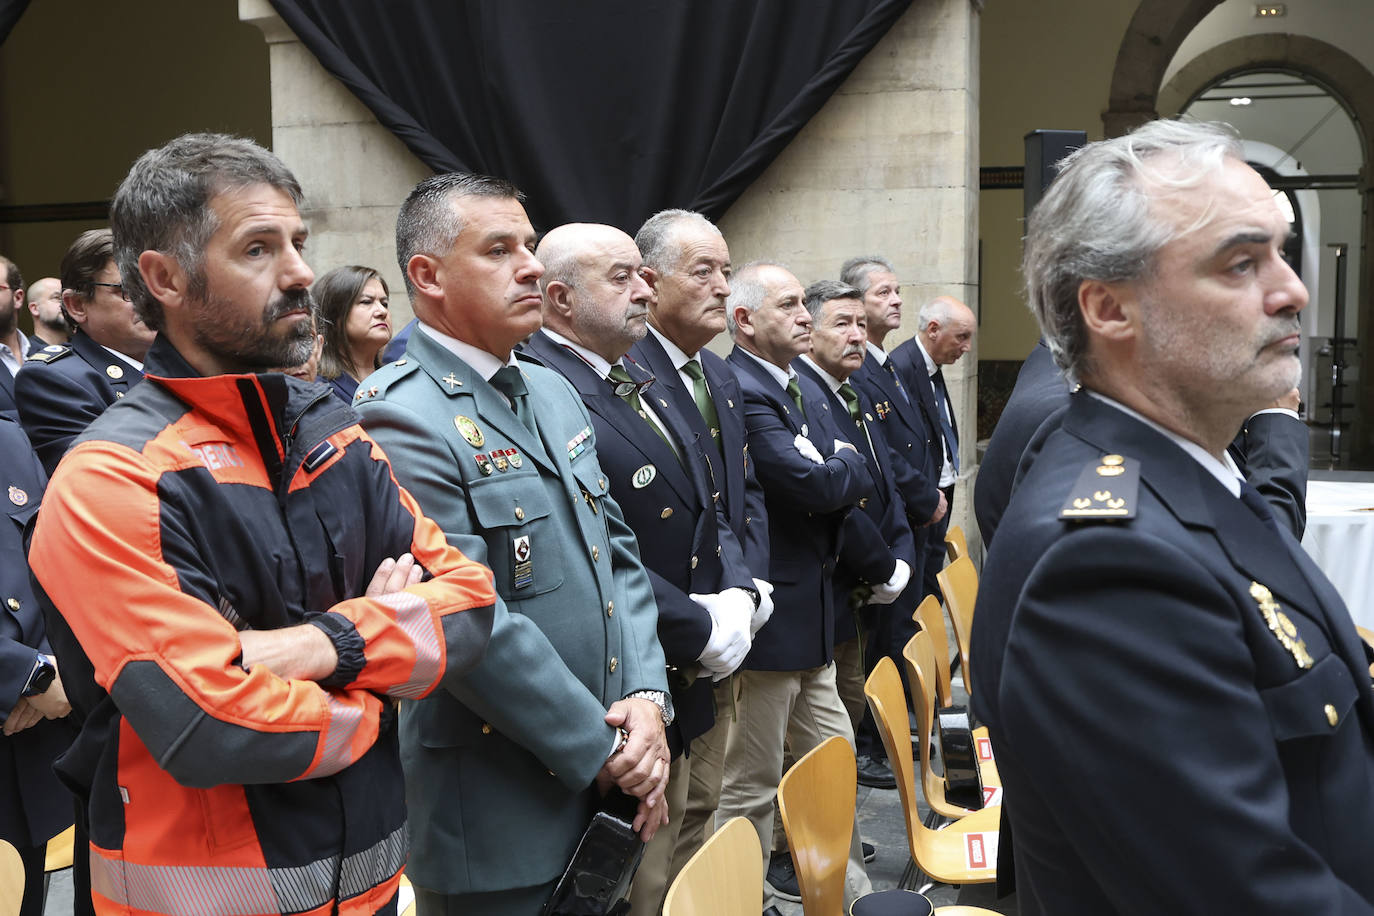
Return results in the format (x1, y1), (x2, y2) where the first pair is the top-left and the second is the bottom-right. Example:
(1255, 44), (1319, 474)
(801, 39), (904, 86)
(356, 173), (671, 916)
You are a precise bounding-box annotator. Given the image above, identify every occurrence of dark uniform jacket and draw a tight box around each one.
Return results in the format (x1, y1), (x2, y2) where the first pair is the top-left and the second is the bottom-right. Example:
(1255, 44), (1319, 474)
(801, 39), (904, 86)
(526, 331), (753, 753)
(0, 418), (74, 849)
(971, 392), (1374, 915)
(727, 347), (868, 671)
(630, 331), (770, 573)
(357, 328), (667, 897)
(16, 330), (143, 476)
(794, 359), (916, 644)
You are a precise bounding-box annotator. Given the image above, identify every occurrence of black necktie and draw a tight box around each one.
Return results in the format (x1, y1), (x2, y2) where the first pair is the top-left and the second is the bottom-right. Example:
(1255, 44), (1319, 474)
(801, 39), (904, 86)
(882, 360), (910, 405)
(489, 366), (535, 434)
(931, 368), (959, 472)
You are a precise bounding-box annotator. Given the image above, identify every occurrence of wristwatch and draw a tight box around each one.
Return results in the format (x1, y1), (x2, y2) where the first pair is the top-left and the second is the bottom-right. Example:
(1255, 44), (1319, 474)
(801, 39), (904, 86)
(22, 654), (56, 697)
(625, 689), (675, 726)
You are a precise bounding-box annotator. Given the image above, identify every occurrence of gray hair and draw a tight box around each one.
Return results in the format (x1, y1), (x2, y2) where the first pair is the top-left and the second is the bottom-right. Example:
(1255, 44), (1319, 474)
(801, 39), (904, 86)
(634, 208), (723, 275)
(396, 172), (524, 300)
(725, 260), (788, 337)
(110, 133), (304, 332)
(803, 280), (862, 320)
(917, 297), (963, 332)
(1023, 119), (1245, 382)
(839, 255), (896, 294)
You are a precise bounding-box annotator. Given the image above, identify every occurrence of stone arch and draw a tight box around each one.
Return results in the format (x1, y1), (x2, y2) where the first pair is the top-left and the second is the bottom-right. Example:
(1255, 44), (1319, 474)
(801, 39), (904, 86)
(1101, 0), (1223, 137)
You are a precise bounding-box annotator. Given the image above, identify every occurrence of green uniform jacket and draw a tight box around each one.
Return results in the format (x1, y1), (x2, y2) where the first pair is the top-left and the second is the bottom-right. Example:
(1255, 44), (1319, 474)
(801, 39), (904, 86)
(356, 327), (667, 895)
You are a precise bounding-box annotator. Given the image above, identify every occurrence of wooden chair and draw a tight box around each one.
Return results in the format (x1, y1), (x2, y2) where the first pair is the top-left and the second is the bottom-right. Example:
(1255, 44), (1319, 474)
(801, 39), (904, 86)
(914, 594), (956, 708)
(864, 656), (1002, 891)
(944, 525), (969, 563)
(903, 632), (1000, 819)
(663, 817), (761, 916)
(0, 838), (23, 916)
(44, 822), (75, 899)
(936, 556), (978, 693)
(398, 872), (416, 916)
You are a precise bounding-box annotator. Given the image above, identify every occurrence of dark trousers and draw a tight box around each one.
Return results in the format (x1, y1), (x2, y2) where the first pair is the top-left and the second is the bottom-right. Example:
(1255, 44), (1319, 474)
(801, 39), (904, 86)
(920, 485), (956, 606)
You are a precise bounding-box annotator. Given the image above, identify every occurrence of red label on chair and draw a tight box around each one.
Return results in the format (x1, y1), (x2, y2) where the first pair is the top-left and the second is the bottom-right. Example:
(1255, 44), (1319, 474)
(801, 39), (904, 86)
(976, 737), (994, 761)
(964, 832), (999, 870)
(983, 785), (1003, 807)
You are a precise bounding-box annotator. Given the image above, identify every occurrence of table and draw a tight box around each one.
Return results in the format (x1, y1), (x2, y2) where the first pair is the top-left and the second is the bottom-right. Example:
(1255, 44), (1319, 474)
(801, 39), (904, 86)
(1300, 479), (1374, 631)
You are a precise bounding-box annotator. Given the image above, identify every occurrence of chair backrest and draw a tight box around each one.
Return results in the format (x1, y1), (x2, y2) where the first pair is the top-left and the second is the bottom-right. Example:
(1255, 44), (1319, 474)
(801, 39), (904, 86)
(663, 817), (762, 916)
(937, 555), (979, 689)
(777, 736), (855, 916)
(0, 838), (23, 916)
(945, 524), (968, 563)
(45, 824), (75, 875)
(863, 657), (926, 863)
(914, 593), (954, 707)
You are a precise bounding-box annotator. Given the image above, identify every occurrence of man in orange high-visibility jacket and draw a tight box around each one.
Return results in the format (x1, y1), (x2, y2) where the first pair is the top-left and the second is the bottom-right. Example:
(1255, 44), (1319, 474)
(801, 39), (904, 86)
(29, 133), (497, 916)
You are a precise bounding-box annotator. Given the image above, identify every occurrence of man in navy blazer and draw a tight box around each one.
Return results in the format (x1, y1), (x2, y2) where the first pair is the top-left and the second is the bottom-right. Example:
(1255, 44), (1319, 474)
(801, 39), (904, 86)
(629, 209), (775, 890)
(794, 280), (916, 791)
(718, 261), (874, 908)
(523, 223), (761, 916)
(972, 119), (1374, 913)
(889, 296), (975, 602)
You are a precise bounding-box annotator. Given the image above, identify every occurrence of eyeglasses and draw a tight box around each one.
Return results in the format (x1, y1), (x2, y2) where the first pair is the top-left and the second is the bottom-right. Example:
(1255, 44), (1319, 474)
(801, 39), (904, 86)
(607, 375), (656, 399)
(92, 282), (131, 301)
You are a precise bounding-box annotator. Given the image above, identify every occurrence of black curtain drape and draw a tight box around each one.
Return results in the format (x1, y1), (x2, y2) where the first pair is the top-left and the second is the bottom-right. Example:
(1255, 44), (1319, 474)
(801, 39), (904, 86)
(268, 0), (913, 232)
(0, 0), (31, 47)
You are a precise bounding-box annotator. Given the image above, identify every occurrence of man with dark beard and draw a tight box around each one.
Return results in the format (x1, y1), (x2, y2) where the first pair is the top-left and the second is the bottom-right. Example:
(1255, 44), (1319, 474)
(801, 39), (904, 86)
(28, 133), (498, 916)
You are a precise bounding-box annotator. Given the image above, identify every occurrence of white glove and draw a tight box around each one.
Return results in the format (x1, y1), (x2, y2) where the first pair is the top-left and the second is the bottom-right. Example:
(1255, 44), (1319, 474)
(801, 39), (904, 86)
(833, 439), (857, 454)
(868, 559), (911, 606)
(793, 434), (823, 465)
(749, 578), (775, 636)
(692, 588), (754, 677)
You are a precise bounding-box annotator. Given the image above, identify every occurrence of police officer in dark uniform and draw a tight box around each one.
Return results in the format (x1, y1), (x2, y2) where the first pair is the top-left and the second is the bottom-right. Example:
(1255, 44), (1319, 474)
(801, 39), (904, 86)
(17, 229), (154, 475)
(973, 120), (1374, 914)
(0, 416), (76, 916)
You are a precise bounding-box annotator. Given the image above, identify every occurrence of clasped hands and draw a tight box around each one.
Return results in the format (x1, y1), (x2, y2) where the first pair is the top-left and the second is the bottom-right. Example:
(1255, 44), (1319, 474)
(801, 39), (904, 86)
(597, 697), (671, 841)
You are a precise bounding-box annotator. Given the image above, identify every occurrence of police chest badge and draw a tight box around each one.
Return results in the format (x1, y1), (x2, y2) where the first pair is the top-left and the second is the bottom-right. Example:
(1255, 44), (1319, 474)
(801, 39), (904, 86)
(455, 415), (484, 447)
(1249, 581), (1314, 669)
(632, 464), (656, 488)
(513, 535), (534, 589)
(7, 486), (26, 506)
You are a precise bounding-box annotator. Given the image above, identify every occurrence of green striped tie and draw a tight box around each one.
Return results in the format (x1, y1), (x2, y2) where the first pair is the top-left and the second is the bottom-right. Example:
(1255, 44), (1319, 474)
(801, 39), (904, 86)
(682, 359), (722, 454)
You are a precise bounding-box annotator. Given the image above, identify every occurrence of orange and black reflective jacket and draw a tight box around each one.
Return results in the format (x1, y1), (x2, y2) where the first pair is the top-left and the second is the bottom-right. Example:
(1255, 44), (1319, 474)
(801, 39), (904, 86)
(30, 338), (497, 916)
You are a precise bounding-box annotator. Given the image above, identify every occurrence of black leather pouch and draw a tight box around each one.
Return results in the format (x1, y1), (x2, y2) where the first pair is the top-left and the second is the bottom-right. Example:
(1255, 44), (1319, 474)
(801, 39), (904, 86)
(540, 791), (645, 915)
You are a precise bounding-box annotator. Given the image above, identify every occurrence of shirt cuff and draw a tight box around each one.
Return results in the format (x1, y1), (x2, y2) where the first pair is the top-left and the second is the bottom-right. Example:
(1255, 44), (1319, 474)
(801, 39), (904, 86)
(305, 612), (366, 688)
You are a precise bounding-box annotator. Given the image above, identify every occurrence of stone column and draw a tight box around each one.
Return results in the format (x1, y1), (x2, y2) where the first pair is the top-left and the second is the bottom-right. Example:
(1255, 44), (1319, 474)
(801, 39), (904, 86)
(239, 0), (429, 325)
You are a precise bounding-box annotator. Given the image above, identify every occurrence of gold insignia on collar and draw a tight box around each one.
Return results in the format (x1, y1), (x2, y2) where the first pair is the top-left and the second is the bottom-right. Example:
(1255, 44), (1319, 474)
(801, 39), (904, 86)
(106, 365), (124, 379)
(442, 372), (462, 391)
(1249, 581), (1314, 669)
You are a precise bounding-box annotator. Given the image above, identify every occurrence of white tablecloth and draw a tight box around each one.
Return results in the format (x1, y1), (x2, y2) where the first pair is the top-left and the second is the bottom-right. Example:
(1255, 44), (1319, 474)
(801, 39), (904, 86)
(1300, 480), (1374, 631)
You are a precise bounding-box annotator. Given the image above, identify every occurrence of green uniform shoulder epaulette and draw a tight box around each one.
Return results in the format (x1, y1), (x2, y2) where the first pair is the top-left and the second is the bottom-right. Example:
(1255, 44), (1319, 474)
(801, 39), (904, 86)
(26, 344), (73, 364)
(354, 358), (422, 403)
(1059, 452), (1139, 522)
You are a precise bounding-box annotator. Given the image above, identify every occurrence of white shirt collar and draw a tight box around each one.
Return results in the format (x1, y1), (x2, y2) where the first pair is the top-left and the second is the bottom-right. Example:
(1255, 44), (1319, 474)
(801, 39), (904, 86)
(865, 340), (888, 365)
(736, 346), (794, 390)
(1085, 390), (1242, 496)
(539, 328), (619, 379)
(102, 344), (144, 372)
(798, 355), (844, 395)
(417, 322), (516, 381)
(916, 337), (937, 378)
(648, 324), (696, 371)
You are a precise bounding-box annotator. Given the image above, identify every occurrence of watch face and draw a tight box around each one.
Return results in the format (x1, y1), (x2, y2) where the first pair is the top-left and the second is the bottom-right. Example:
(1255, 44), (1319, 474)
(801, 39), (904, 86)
(25, 660), (55, 697)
